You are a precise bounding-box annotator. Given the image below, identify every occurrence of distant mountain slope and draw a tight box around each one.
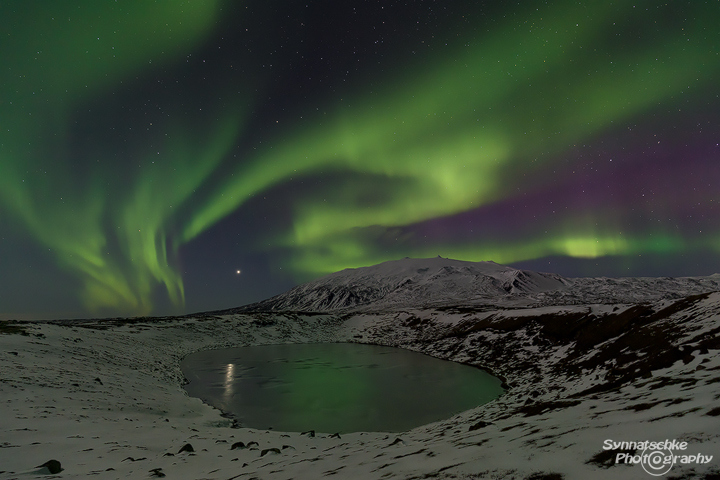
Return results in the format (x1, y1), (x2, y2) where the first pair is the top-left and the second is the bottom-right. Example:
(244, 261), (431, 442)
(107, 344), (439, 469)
(233, 257), (570, 312)
(549, 274), (720, 305)
(229, 257), (720, 313)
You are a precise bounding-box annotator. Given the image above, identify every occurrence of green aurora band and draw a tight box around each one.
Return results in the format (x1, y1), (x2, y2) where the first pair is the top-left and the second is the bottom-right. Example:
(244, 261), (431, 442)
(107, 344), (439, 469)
(0, 1), (229, 314)
(1, 1), (718, 315)
(182, 1), (720, 276)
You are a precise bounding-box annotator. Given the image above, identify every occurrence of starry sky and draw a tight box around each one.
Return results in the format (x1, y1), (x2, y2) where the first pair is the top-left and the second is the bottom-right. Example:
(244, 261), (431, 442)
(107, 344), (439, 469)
(1, 1), (719, 320)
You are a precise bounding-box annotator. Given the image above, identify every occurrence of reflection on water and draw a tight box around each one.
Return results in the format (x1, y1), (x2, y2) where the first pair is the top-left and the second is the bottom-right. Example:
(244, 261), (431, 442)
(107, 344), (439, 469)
(181, 343), (503, 433)
(223, 363), (234, 405)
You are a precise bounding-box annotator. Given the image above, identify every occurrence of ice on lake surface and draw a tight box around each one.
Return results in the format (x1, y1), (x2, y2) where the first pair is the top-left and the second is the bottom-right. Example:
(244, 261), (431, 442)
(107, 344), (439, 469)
(181, 343), (504, 433)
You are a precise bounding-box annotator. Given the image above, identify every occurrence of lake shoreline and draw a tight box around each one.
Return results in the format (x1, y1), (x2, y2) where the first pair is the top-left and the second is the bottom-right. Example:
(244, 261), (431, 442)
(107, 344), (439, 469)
(180, 342), (504, 433)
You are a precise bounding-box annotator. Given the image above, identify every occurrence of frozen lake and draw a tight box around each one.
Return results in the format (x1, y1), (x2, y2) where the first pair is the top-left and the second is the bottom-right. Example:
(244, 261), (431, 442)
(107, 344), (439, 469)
(180, 343), (504, 433)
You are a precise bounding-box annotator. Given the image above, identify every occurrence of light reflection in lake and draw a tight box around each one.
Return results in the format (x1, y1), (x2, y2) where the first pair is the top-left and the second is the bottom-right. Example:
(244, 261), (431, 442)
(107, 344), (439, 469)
(223, 363), (234, 404)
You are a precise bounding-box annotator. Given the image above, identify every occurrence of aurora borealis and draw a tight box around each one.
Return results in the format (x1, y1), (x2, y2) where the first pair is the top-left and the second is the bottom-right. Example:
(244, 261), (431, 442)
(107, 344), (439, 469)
(1, 1), (719, 319)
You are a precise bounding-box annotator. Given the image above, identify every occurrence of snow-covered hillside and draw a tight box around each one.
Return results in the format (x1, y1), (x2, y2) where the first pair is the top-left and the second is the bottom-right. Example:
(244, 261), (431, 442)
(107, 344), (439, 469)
(3, 286), (720, 479)
(3, 257), (720, 478)
(232, 257), (720, 312)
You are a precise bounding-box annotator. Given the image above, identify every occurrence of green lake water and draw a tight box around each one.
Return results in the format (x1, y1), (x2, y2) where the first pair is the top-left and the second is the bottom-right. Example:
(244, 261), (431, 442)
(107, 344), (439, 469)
(180, 342), (503, 433)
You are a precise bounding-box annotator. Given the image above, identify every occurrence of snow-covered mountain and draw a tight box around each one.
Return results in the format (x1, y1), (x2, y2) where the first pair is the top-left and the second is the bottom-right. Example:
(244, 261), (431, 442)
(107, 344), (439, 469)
(233, 257), (720, 313)
(235, 257), (568, 312)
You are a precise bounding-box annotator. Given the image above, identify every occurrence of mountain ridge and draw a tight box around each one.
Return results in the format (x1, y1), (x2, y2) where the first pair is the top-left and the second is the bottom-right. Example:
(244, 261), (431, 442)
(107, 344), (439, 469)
(227, 257), (720, 313)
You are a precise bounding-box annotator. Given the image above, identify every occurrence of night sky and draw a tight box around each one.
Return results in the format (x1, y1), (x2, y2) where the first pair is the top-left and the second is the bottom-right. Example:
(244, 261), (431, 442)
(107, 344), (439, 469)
(1, 1), (719, 320)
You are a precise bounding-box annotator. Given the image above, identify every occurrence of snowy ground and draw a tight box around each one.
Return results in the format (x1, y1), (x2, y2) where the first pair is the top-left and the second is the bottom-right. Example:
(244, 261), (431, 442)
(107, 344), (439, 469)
(1, 295), (720, 479)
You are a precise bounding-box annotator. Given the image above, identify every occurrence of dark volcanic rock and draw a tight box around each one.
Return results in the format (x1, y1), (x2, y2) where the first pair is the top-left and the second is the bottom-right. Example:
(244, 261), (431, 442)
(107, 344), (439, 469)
(260, 448), (281, 457)
(36, 460), (62, 474)
(178, 443), (194, 454)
